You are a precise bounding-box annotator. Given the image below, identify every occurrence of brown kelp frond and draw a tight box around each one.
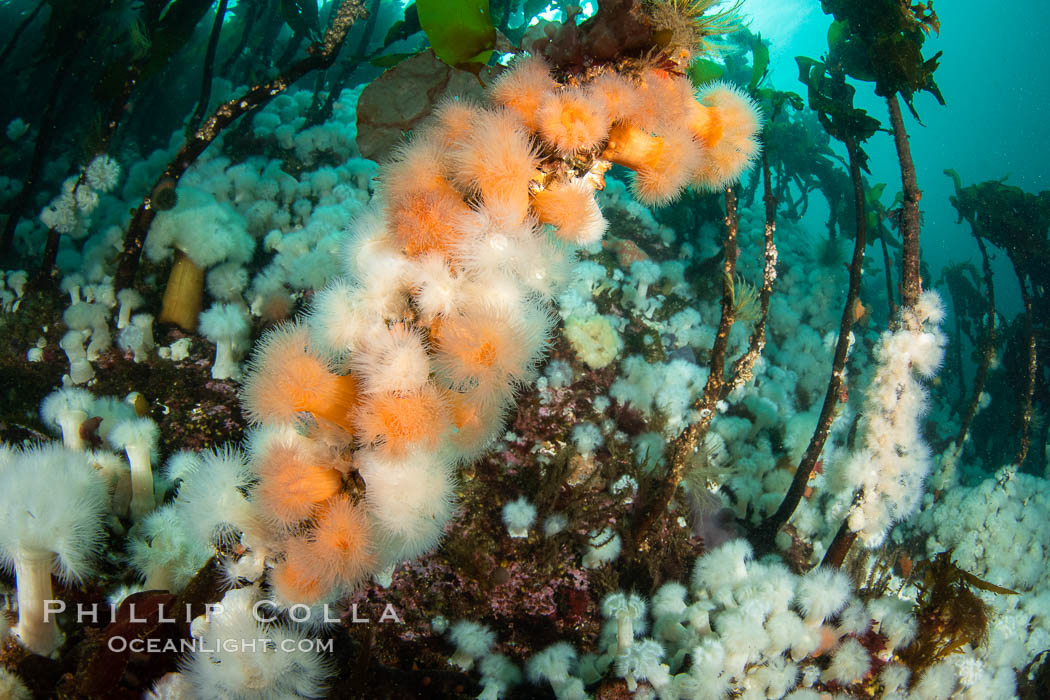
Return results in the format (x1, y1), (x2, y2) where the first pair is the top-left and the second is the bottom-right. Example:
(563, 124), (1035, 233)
(901, 551), (1018, 675)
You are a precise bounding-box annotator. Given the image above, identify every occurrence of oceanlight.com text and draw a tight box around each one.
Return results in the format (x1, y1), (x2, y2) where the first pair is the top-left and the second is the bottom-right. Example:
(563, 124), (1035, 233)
(106, 636), (336, 655)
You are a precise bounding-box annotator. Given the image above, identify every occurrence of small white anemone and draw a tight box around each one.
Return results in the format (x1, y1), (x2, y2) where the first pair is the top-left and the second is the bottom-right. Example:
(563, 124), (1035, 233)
(40, 387), (94, 449)
(501, 496), (537, 538)
(108, 417), (160, 519)
(198, 302), (251, 380)
(0, 443), (107, 655)
(447, 620), (496, 671)
(601, 592), (647, 655)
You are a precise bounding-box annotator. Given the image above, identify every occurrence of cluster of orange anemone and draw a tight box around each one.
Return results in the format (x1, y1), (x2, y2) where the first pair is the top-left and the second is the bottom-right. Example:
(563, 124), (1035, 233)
(238, 57), (761, 605)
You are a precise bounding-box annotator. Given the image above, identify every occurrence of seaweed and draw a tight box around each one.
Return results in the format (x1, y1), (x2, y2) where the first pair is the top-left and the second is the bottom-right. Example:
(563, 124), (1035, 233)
(417, 0), (497, 70)
(901, 551), (1018, 675)
(1019, 649), (1050, 700)
(281, 0), (322, 42)
(945, 174), (1050, 294)
(818, 0), (945, 308)
(749, 92), (828, 224)
(795, 56), (881, 171)
(755, 52), (875, 557)
(946, 172), (1050, 469)
(114, 0), (370, 289)
(820, 0), (944, 118)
